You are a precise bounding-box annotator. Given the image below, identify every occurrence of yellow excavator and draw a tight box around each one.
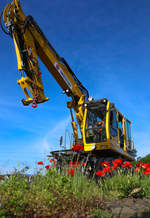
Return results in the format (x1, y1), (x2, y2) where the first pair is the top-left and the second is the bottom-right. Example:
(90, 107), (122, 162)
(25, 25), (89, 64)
(1, 0), (135, 172)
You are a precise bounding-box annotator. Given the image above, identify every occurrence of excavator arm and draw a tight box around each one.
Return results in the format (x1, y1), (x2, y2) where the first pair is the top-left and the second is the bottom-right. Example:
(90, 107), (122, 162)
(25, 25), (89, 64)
(2, 0), (89, 142)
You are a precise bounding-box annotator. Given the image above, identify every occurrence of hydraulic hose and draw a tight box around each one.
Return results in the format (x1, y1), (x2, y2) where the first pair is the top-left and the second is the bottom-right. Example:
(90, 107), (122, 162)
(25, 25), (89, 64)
(0, 11), (10, 35)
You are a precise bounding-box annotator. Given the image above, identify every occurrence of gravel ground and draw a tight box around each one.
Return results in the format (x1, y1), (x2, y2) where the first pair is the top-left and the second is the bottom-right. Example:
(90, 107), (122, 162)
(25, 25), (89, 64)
(50, 197), (150, 218)
(105, 197), (150, 218)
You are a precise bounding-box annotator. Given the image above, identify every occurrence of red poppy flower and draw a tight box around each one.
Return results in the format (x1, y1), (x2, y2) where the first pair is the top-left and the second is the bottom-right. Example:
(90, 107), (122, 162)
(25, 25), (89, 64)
(96, 171), (105, 177)
(112, 162), (119, 169)
(100, 161), (110, 167)
(112, 159), (123, 170)
(103, 166), (111, 173)
(122, 161), (132, 169)
(37, 161), (44, 165)
(80, 145), (84, 150)
(69, 162), (76, 166)
(72, 144), (84, 151)
(142, 163), (150, 169)
(143, 169), (150, 175)
(69, 162), (79, 168)
(111, 165), (117, 170)
(49, 158), (56, 163)
(113, 159), (123, 166)
(45, 165), (50, 170)
(146, 167), (150, 172)
(73, 162), (79, 168)
(134, 167), (140, 172)
(82, 162), (86, 166)
(72, 144), (79, 151)
(68, 168), (75, 177)
(136, 162), (143, 168)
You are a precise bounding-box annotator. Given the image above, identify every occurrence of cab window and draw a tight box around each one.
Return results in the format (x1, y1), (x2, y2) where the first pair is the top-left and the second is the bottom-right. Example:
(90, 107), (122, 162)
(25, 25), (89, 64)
(118, 114), (124, 148)
(126, 120), (131, 141)
(125, 120), (133, 150)
(85, 109), (106, 144)
(110, 110), (118, 137)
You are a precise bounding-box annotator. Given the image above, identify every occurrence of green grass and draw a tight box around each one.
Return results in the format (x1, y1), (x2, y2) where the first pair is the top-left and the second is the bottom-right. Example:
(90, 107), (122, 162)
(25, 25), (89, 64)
(98, 170), (150, 199)
(0, 162), (150, 217)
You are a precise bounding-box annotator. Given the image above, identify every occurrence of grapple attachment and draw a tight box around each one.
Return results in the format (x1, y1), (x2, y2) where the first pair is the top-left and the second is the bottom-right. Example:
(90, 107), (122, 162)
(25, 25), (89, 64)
(17, 76), (49, 107)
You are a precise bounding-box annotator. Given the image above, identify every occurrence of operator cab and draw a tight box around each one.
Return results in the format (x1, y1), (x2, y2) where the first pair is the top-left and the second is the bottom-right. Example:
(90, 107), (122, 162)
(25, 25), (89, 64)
(84, 99), (107, 144)
(83, 98), (134, 160)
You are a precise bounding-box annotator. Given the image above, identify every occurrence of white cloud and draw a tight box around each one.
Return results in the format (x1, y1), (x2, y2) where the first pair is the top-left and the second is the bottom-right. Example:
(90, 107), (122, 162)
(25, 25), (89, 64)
(34, 116), (71, 154)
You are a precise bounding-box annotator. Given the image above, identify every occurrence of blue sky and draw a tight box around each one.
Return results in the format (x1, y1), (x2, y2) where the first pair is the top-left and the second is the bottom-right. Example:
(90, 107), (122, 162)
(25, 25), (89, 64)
(0, 0), (150, 173)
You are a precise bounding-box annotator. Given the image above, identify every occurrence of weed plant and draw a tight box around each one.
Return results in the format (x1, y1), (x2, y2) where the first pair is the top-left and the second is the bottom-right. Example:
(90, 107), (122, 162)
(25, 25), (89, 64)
(0, 158), (150, 217)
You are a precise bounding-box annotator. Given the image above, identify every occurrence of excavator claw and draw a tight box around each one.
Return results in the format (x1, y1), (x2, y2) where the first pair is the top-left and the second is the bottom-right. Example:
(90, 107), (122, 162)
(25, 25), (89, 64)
(17, 76), (49, 106)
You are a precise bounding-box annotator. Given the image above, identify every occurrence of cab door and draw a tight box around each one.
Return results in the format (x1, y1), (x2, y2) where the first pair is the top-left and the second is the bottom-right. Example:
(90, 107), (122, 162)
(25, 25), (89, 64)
(118, 113), (124, 149)
(125, 119), (133, 151)
(109, 109), (118, 146)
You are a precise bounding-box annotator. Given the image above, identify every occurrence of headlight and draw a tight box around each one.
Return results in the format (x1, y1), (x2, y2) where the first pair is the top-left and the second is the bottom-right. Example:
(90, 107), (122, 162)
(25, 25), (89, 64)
(90, 144), (95, 150)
